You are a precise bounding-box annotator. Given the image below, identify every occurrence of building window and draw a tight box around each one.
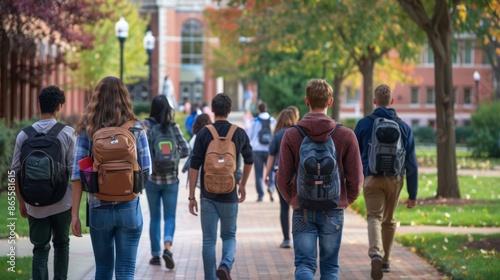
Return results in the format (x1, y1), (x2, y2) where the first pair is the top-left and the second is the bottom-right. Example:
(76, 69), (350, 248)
(411, 119), (420, 128)
(181, 19), (203, 65)
(410, 87), (419, 104)
(425, 44), (434, 64)
(463, 40), (473, 65)
(426, 87), (435, 104)
(463, 87), (472, 105)
(345, 86), (359, 104)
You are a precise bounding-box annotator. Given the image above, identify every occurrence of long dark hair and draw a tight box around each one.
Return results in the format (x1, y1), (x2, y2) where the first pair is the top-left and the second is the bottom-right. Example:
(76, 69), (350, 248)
(149, 95), (175, 131)
(75, 76), (136, 136)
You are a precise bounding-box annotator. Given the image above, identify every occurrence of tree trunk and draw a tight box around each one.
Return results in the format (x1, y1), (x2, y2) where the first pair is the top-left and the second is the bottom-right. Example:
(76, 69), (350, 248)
(331, 75), (342, 121)
(431, 4), (460, 199)
(398, 0), (461, 199)
(358, 56), (375, 116)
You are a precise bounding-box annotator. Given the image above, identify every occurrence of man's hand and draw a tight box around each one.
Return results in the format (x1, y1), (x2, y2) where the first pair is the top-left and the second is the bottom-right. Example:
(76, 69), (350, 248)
(19, 203), (27, 218)
(406, 199), (417, 209)
(238, 185), (246, 203)
(189, 200), (198, 216)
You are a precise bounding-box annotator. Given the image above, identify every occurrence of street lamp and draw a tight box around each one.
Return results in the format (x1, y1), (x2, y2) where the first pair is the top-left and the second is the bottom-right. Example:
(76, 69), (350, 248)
(143, 30), (155, 101)
(115, 16), (129, 81)
(473, 70), (480, 110)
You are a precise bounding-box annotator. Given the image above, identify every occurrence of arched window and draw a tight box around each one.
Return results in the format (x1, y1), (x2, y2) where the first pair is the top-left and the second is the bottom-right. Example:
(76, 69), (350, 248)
(181, 19), (203, 65)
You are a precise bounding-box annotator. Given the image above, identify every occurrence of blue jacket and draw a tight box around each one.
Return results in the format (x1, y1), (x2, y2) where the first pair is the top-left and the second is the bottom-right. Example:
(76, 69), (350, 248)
(354, 107), (418, 200)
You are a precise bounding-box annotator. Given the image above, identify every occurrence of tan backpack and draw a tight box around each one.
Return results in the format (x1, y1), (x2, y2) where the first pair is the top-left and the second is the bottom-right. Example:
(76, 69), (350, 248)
(92, 120), (142, 201)
(204, 124), (238, 194)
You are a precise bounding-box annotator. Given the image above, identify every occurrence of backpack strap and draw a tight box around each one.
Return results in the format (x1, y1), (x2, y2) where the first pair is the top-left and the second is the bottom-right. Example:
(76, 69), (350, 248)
(294, 123), (342, 140)
(46, 122), (66, 137)
(368, 113), (401, 123)
(206, 124), (238, 140)
(22, 125), (39, 138)
(22, 122), (65, 138)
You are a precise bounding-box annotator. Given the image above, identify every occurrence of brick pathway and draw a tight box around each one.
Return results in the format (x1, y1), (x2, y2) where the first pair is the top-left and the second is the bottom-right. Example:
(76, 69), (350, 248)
(82, 167), (446, 280)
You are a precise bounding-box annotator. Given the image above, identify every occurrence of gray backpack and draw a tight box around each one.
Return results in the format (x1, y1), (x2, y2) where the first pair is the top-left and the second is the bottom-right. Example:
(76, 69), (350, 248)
(368, 114), (406, 176)
(294, 124), (342, 211)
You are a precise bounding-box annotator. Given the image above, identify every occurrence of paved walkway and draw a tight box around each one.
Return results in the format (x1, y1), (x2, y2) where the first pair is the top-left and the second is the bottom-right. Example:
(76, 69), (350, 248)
(3, 111), (499, 279)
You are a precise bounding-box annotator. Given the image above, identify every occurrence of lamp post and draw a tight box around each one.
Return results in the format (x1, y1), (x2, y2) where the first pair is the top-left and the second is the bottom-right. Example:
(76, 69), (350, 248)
(473, 70), (480, 110)
(115, 17), (129, 81)
(143, 30), (155, 101)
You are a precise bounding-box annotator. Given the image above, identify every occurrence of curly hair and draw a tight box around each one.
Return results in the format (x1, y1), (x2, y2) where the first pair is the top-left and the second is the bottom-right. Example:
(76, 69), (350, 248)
(75, 76), (136, 137)
(39, 86), (65, 114)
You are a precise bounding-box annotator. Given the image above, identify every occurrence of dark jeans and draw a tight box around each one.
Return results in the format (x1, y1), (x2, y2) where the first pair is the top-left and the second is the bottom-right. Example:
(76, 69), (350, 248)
(28, 208), (71, 280)
(278, 191), (290, 241)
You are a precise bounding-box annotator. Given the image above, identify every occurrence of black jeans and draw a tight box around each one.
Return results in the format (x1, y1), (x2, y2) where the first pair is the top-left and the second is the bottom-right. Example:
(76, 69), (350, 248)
(28, 208), (71, 280)
(278, 191), (290, 241)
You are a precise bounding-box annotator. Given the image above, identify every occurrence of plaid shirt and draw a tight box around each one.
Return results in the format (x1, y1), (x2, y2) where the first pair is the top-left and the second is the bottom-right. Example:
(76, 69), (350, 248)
(71, 121), (151, 207)
(144, 119), (190, 185)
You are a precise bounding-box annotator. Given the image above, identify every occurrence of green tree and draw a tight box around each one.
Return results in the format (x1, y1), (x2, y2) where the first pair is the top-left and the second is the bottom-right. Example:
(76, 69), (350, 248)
(66, 0), (150, 92)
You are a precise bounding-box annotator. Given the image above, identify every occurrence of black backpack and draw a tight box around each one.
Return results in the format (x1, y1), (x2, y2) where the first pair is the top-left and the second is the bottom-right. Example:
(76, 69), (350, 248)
(295, 124), (342, 210)
(258, 117), (272, 144)
(18, 123), (68, 206)
(367, 114), (406, 176)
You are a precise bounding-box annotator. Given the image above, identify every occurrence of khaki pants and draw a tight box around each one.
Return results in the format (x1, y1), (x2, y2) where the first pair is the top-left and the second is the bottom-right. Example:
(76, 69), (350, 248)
(364, 175), (404, 264)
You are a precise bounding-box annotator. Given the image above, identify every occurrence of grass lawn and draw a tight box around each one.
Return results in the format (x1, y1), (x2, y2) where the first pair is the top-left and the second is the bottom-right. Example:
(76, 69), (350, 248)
(415, 148), (500, 169)
(0, 193), (89, 238)
(0, 256), (32, 279)
(350, 174), (500, 227)
(396, 233), (500, 280)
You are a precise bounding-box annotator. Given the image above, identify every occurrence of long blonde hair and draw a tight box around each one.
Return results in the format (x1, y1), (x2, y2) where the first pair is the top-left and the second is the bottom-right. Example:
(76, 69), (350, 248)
(75, 76), (136, 137)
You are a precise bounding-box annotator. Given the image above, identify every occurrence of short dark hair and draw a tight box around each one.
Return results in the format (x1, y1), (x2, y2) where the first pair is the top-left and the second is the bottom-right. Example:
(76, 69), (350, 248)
(39, 86), (65, 114)
(258, 102), (267, 113)
(211, 93), (231, 117)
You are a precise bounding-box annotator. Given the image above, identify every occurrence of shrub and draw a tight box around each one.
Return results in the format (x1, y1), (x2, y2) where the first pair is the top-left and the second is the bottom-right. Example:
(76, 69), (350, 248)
(133, 101), (151, 116)
(467, 101), (500, 157)
(0, 118), (38, 192)
(413, 126), (436, 144)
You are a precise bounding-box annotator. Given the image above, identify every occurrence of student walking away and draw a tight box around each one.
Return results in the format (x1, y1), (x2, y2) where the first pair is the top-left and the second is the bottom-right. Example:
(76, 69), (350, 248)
(11, 86), (75, 280)
(264, 107), (300, 249)
(143, 95), (190, 269)
(70, 76), (151, 280)
(188, 93), (253, 280)
(354, 84), (418, 280)
(276, 79), (363, 279)
(185, 103), (202, 138)
(183, 113), (213, 188)
(246, 102), (276, 202)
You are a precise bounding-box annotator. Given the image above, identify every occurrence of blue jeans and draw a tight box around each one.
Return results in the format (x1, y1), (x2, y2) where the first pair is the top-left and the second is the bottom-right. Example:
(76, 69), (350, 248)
(200, 198), (238, 280)
(145, 181), (179, 256)
(292, 208), (344, 280)
(253, 151), (268, 199)
(89, 198), (143, 280)
(28, 208), (71, 280)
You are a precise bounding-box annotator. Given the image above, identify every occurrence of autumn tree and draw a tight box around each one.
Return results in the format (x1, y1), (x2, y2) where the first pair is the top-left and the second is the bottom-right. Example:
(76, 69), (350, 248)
(457, 1), (500, 100)
(0, 0), (105, 122)
(397, 0), (463, 198)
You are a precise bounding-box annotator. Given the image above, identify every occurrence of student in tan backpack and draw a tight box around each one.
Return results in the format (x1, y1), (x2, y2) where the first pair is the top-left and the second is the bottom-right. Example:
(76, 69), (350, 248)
(70, 76), (151, 280)
(188, 93), (253, 280)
